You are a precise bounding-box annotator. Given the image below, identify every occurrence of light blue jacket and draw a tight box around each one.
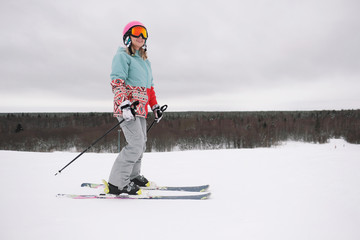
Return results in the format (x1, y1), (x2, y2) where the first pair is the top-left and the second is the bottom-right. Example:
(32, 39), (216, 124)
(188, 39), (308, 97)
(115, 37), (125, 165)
(110, 47), (154, 88)
(110, 47), (158, 117)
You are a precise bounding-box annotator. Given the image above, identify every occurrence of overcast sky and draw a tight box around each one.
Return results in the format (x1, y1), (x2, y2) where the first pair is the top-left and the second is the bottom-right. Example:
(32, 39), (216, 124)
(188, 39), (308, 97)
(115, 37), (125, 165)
(1, 0), (359, 112)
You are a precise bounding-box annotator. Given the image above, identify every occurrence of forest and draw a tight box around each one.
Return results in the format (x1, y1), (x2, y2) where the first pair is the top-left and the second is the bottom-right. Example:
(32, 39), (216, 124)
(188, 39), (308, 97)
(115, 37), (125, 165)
(0, 110), (359, 152)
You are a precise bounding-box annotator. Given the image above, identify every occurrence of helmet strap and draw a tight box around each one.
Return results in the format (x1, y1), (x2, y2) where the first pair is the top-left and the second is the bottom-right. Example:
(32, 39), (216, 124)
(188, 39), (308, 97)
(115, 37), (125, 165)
(142, 43), (147, 52)
(128, 45), (134, 56)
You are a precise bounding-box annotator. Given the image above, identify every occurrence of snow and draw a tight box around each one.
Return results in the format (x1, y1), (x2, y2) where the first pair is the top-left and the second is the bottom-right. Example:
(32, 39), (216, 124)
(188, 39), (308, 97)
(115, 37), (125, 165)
(1, 139), (360, 240)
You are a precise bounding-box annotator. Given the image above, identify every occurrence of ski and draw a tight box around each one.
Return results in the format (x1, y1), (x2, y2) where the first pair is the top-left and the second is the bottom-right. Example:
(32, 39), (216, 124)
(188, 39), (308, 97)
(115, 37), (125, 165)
(81, 182), (210, 192)
(56, 192), (211, 200)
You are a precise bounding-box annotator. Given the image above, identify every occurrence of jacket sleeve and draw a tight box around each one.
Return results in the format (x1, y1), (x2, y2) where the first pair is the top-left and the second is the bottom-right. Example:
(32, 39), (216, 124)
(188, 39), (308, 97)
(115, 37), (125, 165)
(147, 86), (158, 109)
(111, 79), (127, 102)
(110, 51), (130, 115)
(111, 79), (127, 115)
(110, 51), (129, 81)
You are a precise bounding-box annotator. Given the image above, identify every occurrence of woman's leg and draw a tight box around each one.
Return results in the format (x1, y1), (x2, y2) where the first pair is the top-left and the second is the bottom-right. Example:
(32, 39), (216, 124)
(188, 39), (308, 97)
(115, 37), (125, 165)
(108, 117), (146, 189)
(130, 117), (147, 180)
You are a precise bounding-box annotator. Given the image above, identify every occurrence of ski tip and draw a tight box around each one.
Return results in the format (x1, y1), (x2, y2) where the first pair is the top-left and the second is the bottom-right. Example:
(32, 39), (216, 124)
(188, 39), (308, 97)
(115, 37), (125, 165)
(200, 185), (210, 192)
(197, 192), (211, 200)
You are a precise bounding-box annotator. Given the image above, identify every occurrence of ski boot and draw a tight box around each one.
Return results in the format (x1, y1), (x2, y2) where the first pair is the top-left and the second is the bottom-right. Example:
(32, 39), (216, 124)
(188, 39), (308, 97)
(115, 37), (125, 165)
(131, 175), (150, 187)
(102, 180), (141, 195)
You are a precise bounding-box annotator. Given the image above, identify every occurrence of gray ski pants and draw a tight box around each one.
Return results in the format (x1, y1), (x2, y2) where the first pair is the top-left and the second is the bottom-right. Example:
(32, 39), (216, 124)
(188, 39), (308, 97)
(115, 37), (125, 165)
(108, 117), (147, 189)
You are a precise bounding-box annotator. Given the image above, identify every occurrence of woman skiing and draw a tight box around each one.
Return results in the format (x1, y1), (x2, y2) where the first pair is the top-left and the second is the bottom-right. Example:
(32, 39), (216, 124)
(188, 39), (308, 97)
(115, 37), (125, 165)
(106, 21), (163, 195)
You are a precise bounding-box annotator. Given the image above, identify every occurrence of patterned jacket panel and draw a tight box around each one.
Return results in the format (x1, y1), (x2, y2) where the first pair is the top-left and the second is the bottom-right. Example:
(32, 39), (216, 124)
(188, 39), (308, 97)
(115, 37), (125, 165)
(112, 79), (156, 118)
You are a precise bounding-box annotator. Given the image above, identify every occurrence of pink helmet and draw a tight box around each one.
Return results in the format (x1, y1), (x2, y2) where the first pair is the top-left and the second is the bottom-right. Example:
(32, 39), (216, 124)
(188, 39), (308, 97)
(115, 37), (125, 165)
(123, 21), (147, 45)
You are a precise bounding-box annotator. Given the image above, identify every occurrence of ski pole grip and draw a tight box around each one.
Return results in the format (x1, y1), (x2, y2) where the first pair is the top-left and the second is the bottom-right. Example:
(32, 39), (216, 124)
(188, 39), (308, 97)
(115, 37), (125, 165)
(131, 100), (140, 108)
(130, 101), (140, 117)
(160, 104), (168, 113)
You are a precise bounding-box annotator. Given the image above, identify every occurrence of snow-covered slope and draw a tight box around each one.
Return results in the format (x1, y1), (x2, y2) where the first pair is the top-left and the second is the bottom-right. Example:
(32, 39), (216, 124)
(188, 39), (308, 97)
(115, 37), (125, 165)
(1, 139), (359, 240)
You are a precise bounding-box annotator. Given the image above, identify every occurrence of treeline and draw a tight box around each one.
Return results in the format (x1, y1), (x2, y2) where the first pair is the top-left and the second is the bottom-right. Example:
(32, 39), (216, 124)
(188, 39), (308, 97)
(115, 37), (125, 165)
(0, 110), (359, 152)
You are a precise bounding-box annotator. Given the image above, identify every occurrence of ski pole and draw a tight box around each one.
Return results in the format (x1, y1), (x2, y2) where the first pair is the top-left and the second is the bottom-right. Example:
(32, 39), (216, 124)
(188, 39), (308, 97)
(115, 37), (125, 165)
(55, 101), (139, 176)
(147, 104), (168, 133)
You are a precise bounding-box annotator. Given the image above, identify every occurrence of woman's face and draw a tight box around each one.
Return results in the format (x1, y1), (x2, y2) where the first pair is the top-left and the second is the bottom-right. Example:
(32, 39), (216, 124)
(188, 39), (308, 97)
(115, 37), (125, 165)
(130, 36), (145, 50)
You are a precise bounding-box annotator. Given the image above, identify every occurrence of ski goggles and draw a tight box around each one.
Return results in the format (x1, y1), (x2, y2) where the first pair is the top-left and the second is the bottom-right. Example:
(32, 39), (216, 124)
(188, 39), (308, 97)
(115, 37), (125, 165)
(130, 26), (148, 39)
